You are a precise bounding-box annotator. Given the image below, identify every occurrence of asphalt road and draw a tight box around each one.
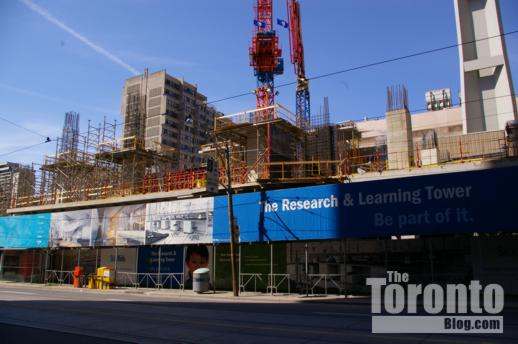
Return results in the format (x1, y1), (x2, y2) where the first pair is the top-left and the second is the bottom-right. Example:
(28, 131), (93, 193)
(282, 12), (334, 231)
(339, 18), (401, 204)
(0, 284), (517, 344)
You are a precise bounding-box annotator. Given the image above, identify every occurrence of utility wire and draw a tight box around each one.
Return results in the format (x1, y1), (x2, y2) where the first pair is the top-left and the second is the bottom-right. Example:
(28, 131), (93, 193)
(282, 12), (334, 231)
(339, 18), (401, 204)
(72, 30), (518, 137)
(32, 93), (515, 159)
(208, 29), (518, 105)
(0, 114), (51, 141)
(0, 139), (53, 158)
(5, 31), (516, 154)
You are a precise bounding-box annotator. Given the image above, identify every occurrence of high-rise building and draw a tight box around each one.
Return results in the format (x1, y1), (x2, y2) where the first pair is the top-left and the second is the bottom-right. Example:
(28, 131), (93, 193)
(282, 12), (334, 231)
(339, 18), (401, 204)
(0, 162), (34, 213)
(121, 69), (220, 170)
(454, 0), (517, 133)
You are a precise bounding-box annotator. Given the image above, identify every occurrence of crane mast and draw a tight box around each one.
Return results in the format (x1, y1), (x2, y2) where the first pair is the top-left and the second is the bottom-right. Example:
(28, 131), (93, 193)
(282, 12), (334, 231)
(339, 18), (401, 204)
(249, 0), (284, 112)
(287, 0), (310, 127)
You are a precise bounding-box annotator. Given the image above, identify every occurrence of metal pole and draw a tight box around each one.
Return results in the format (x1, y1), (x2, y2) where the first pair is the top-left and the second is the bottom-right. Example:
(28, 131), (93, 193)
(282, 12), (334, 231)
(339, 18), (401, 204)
(60, 249), (64, 282)
(37, 250), (43, 283)
(114, 247), (118, 285)
(182, 246), (186, 291)
(157, 246), (162, 288)
(95, 248), (99, 269)
(135, 246), (139, 273)
(113, 246), (119, 276)
(270, 242), (273, 295)
(39, 250), (44, 283)
(226, 143), (239, 297)
(238, 244), (241, 292)
(77, 248), (81, 267)
(30, 249), (35, 283)
(212, 244), (216, 293)
(44, 250), (49, 283)
(0, 250), (4, 280)
(305, 242), (308, 296)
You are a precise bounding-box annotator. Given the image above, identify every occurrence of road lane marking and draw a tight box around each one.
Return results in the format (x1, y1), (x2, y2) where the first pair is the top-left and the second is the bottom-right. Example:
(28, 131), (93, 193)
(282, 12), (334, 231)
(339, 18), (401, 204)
(0, 291), (36, 295)
(105, 298), (131, 302)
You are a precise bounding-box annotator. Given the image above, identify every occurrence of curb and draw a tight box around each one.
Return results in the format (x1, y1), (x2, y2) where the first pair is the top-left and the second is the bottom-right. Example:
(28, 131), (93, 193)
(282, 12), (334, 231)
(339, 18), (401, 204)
(2, 281), (518, 309)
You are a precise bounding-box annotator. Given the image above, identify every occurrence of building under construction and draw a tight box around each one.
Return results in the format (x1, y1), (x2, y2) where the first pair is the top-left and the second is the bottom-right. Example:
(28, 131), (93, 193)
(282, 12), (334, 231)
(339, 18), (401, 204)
(199, 103), (307, 185)
(7, 69), (223, 209)
(9, 89), (518, 210)
(3, 0), (518, 303)
(6, 0), (518, 210)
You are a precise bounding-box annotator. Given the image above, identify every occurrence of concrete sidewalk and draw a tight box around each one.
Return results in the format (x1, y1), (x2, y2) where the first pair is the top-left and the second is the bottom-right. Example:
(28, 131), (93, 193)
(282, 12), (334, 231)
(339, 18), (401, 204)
(2, 280), (518, 309)
(0, 280), (363, 304)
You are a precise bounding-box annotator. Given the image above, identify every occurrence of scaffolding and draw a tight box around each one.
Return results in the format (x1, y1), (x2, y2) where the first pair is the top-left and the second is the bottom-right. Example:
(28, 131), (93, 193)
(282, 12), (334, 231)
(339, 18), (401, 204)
(202, 103), (306, 183)
(7, 101), (518, 210)
(11, 115), (179, 208)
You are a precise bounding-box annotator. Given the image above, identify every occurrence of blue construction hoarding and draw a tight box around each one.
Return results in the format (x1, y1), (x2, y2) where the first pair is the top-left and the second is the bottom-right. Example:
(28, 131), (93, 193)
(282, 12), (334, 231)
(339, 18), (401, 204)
(213, 165), (518, 242)
(137, 246), (184, 274)
(1, 165), (517, 249)
(0, 213), (50, 248)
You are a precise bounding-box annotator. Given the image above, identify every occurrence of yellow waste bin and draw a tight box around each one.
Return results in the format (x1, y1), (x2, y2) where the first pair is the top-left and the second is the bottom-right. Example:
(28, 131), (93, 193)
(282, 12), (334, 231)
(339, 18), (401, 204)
(96, 267), (114, 289)
(102, 268), (114, 289)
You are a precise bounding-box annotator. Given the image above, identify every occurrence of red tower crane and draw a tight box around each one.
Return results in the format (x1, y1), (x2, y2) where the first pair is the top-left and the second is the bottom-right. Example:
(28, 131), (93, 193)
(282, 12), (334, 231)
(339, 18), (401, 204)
(249, 0), (284, 111)
(287, 0), (310, 127)
(249, 0), (284, 166)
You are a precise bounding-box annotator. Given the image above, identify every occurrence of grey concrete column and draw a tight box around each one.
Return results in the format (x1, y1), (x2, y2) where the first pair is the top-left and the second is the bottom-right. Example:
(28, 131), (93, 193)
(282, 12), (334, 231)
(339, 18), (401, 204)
(386, 108), (413, 170)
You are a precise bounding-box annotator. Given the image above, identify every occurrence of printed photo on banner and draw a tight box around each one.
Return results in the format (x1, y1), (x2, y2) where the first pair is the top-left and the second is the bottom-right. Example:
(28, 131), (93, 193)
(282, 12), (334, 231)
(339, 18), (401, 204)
(50, 209), (99, 247)
(183, 245), (212, 290)
(100, 204), (146, 246)
(145, 198), (214, 245)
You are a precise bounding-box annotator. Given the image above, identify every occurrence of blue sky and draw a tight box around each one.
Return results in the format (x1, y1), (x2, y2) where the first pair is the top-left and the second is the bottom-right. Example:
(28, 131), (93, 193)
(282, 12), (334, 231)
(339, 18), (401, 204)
(1, 0), (517, 164)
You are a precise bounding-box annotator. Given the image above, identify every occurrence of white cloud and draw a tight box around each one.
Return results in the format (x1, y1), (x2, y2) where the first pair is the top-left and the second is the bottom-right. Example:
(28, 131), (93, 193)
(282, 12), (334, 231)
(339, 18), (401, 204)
(19, 0), (139, 75)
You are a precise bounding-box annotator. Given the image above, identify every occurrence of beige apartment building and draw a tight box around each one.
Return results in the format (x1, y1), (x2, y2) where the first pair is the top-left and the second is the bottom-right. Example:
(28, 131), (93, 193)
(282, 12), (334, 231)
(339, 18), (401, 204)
(121, 70), (219, 170)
